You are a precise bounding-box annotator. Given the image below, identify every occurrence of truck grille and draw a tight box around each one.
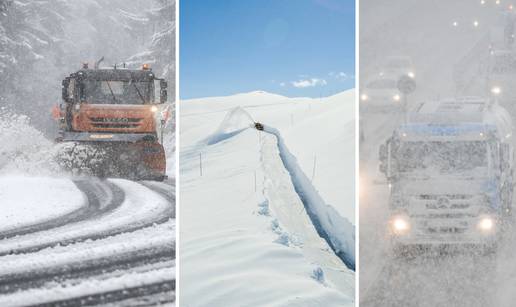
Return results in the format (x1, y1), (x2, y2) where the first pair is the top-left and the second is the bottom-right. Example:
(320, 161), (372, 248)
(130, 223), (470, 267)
(89, 117), (142, 129)
(411, 194), (478, 235)
(417, 194), (472, 200)
(427, 227), (466, 234)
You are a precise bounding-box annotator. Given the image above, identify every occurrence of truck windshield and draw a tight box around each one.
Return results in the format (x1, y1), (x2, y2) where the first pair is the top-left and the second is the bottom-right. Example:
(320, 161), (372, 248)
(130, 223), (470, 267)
(367, 79), (396, 89)
(386, 59), (410, 69)
(81, 80), (153, 104)
(397, 141), (488, 174)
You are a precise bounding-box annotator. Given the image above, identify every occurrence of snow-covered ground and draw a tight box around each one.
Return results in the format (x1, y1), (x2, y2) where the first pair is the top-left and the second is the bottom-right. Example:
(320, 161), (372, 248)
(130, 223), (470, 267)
(180, 91), (355, 306)
(0, 176), (84, 232)
(0, 106), (175, 304)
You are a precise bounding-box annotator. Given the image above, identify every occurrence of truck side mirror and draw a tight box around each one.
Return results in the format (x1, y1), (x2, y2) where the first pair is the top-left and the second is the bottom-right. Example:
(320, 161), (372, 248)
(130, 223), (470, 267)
(379, 144), (387, 162)
(501, 143), (511, 170)
(160, 80), (168, 104)
(62, 78), (70, 103)
(379, 143), (388, 175)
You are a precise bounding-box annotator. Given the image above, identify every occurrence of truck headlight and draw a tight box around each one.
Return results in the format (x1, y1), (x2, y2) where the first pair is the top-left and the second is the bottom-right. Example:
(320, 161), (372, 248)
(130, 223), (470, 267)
(150, 105), (158, 113)
(478, 217), (494, 232)
(393, 94), (401, 102)
(491, 86), (501, 95)
(361, 94), (369, 101)
(407, 72), (415, 78)
(390, 215), (411, 235)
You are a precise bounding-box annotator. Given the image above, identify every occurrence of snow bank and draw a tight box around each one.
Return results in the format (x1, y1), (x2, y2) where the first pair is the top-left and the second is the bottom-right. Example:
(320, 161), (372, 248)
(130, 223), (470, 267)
(0, 176), (85, 232)
(264, 125), (355, 270)
(0, 109), (59, 175)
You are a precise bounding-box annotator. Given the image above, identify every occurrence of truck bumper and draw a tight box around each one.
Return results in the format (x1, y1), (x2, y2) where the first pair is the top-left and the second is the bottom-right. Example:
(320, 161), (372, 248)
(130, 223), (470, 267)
(389, 222), (500, 246)
(60, 132), (158, 143)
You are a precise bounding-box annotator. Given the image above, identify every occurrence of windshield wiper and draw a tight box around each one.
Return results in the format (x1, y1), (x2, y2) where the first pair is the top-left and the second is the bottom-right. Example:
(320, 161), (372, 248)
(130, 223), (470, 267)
(105, 80), (118, 104)
(131, 80), (146, 105)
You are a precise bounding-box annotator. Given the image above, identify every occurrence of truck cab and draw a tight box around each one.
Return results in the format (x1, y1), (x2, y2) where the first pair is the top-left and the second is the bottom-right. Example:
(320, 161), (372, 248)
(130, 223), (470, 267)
(379, 98), (513, 253)
(55, 62), (170, 180)
(59, 64), (168, 141)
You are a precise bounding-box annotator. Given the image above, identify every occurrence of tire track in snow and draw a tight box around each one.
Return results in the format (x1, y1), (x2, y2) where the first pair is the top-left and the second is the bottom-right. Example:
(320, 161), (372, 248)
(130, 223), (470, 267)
(35, 280), (175, 307)
(0, 179), (173, 256)
(0, 247), (174, 295)
(0, 178), (175, 305)
(0, 179), (122, 240)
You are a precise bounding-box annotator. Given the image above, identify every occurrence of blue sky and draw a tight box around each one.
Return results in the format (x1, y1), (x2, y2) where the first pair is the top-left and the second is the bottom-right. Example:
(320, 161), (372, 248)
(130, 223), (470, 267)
(180, 0), (355, 99)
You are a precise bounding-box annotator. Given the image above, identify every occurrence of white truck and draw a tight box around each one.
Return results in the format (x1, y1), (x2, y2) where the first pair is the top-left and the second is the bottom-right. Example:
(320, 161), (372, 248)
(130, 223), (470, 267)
(379, 97), (514, 254)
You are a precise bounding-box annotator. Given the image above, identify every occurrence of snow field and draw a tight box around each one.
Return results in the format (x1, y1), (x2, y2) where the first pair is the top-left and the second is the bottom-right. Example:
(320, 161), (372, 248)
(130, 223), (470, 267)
(180, 129), (351, 306)
(180, 91), (355, 306)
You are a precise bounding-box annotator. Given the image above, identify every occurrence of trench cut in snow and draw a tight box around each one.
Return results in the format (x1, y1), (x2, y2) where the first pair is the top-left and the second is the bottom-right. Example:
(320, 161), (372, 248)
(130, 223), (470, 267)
(263, 125), (356, 270)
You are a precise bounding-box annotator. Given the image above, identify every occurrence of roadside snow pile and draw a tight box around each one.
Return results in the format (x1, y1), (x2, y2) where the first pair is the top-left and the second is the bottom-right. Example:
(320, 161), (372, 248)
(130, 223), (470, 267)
(162, 128), (175, 176)
(161, 103), (176, 177)
(0, 109), (59, 175)
(0, 176), (85, 232)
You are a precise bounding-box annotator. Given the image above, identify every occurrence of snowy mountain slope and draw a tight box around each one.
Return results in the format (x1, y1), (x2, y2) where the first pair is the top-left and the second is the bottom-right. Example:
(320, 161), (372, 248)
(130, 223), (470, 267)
(180, 91), (354, 306)
(181, 90), (355, 222)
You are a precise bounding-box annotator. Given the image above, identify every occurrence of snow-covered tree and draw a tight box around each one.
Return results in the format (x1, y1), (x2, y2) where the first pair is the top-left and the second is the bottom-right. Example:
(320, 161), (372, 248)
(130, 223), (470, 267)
(128, 0), (175, 98)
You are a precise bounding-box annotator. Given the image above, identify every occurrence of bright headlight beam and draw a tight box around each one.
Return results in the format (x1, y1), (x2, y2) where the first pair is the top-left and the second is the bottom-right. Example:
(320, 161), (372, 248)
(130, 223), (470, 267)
(478, 217), (494, 231)
(393, 218), (409, 231)
(491, 86), (501, 95)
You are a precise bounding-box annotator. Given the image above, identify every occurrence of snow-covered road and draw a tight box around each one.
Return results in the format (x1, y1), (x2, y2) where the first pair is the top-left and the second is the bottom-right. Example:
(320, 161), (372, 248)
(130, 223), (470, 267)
(0, 176), (175, 306)
(360, 1), (516, 306)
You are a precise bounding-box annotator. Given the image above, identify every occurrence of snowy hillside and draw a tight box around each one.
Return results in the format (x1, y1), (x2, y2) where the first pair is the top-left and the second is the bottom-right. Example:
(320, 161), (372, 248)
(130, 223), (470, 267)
(180, 90), (355, 306)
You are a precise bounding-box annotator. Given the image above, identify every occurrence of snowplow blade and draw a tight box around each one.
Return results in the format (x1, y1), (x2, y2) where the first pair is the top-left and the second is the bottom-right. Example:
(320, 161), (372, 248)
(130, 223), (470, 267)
(56, 136), (166, 181)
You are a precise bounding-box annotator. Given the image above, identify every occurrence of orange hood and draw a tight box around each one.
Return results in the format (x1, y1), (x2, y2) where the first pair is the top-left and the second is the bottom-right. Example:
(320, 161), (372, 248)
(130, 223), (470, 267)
(72, 104), (158, 133)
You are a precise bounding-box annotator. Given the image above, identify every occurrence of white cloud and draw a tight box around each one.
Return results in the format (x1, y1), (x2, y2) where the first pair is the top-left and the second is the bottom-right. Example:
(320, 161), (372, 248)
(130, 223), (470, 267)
(331, 71), (354, 81)
(279, 82), (286, 87)
(291, 78), (327, 88)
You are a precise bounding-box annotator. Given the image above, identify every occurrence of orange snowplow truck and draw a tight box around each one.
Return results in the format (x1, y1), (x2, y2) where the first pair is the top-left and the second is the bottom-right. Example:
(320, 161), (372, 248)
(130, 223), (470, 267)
(54, 60), (168, 181)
